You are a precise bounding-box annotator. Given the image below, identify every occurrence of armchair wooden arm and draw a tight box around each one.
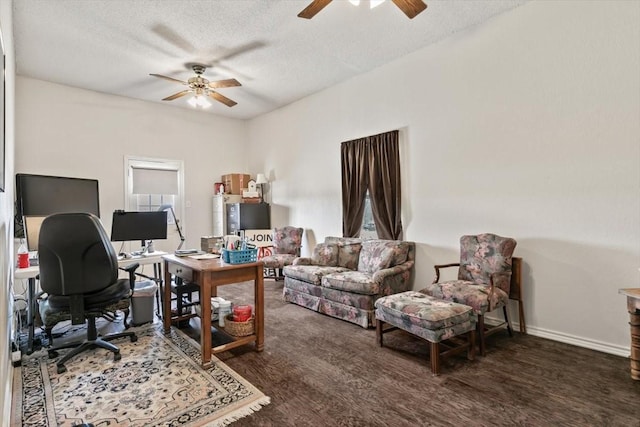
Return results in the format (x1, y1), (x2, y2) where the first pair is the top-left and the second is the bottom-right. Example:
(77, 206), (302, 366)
(433, 263), (460, 284)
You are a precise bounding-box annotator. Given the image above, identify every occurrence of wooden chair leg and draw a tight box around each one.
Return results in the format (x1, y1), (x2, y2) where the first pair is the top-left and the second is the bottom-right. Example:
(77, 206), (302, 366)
(430, 342), (440, 375)
(477, 315), (486, 357)
(467, 330), (475, 361)
(376, 319), (383, 347)
(518, 300), (527, 334)
(503, 306), (513, 337)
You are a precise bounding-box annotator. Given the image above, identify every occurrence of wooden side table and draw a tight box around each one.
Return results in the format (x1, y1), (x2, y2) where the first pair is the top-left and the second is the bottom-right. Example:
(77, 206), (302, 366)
(618, 288), (640, 380)
(163, 254), (264, 367)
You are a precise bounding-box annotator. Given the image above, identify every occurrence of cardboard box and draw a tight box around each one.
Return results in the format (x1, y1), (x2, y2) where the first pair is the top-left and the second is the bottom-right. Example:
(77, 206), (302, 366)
(242, 197), (261, 204)
(222, 174), (251, 195)
(201, 236), (224, 253)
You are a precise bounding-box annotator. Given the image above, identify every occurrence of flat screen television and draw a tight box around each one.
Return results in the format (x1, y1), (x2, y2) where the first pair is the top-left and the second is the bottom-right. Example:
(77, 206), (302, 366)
(110, 211), (168, 247)
(15, 174), (100, 217)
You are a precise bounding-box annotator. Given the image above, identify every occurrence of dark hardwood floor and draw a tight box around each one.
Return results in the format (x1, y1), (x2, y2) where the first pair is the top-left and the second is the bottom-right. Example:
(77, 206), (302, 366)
(26, 279), (640, 426)
(208, 280), (640, 427)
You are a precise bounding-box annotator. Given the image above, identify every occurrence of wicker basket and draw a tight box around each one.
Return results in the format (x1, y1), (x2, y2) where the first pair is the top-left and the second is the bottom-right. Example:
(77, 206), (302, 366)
(223, 314), (254, 337)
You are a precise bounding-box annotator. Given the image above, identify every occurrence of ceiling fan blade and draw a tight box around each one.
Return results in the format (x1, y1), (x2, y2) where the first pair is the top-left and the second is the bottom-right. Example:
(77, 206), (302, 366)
(298, 0), (332, 19)
(162, 90), (191, 101)
(208, 91), (237, 107)
(208, 78), (242, 89)
(390, 0), (427, 19)
(150, 73), (188, 85)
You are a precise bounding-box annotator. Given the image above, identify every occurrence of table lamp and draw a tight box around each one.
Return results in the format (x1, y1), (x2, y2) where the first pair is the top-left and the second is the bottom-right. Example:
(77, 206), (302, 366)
(256, 173), (268, 203)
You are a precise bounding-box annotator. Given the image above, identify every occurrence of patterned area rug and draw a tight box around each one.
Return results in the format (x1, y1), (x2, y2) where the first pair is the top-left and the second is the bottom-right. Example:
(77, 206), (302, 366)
(12, 324), (270, 426)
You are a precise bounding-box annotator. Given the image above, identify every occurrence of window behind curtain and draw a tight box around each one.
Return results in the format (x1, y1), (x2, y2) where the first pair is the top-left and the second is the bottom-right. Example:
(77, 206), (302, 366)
(360, 190), (378, 239)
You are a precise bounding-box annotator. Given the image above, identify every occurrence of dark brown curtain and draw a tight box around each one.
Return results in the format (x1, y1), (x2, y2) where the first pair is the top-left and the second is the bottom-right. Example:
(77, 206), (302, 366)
(341, 130), (402, 240)
(367, 131), (402, 240)
(341, 139), (369, 238)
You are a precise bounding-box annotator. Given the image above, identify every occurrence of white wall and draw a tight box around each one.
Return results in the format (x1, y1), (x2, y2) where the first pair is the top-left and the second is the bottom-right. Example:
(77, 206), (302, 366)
(0, 0), (16, 421)
(247, 0), (640, 354)
(15, 77), (249, 254)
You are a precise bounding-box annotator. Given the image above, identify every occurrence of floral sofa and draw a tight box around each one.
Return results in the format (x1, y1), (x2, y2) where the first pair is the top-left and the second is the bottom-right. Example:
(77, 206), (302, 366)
(282, 237), (415, 328)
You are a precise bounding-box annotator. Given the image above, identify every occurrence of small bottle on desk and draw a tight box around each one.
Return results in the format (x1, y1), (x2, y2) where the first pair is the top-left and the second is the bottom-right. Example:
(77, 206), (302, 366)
(17, 239), (30, 269)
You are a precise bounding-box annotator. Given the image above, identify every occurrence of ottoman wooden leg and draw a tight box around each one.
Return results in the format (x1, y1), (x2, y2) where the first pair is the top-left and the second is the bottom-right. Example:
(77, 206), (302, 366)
(477, 315), (486, 357)
(430, 342), (440, 375)
(467, 330), (475, 361)
(376, 319), (384, 347)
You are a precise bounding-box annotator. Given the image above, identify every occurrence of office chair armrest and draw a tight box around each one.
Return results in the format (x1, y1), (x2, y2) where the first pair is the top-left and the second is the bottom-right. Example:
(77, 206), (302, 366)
(119, 262), (140, 291)
(132, 271), (160, 283)
(433, 263), (459, 284)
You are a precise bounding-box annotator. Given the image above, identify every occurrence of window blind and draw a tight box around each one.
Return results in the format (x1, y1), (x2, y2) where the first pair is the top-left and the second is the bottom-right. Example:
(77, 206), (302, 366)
(132, 167), (179, 195)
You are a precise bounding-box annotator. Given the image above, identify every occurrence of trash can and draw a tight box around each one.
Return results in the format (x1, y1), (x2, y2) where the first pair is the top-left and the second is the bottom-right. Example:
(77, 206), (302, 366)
(131, 280), (158, 326)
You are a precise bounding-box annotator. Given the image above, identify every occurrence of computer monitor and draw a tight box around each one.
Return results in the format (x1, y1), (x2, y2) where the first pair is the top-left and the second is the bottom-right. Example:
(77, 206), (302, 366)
(16, 174), (100, 217)
(23, 216), (46, 252)
(110, 211), (168, 249)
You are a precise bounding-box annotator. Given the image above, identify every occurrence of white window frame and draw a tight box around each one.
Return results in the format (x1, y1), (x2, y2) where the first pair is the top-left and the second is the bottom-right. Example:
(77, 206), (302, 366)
(124, 156), (185, 247)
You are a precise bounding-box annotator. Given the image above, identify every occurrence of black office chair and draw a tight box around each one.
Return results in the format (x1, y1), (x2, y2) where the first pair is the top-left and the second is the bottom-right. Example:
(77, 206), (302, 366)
(38, 213), (139, 374)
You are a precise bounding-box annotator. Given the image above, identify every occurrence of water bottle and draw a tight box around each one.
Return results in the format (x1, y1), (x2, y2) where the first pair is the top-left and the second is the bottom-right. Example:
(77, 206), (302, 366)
(17, 239), (30, 269)
(218, 301), (232, 327)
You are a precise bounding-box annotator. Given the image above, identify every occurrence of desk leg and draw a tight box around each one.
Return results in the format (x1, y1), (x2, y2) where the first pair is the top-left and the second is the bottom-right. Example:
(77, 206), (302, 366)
(26, 277), (36, 355)
(255, 264), (264, 352)
(201, 277), (212, 366)
(629, 312), (640, 381)
(154, 262), (162, 319)
(163, 260), (172, 334)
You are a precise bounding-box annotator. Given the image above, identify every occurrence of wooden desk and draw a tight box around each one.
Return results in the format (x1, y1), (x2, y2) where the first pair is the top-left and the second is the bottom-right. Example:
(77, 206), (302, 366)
(162, 254), (264, 367)
(618, 288), (640, 380)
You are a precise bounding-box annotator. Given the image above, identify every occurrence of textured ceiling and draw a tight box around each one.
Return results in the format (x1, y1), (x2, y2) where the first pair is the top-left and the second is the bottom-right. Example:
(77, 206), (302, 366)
(13, 0), (527, 120)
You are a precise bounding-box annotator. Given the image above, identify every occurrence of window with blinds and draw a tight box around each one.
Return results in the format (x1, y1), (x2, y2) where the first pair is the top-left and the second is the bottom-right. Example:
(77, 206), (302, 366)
(124, 156), (184, 223)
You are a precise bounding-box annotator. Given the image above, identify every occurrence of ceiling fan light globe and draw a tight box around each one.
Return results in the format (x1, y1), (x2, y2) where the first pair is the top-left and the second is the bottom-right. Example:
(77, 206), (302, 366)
(187, 97), (197, 108)
(198, 98), (212, 109)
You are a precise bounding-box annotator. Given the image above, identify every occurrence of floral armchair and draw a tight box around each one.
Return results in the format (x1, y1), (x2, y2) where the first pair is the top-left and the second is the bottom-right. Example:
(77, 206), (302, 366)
(261, 226), (304, 280)
(421, 233), (519, 355)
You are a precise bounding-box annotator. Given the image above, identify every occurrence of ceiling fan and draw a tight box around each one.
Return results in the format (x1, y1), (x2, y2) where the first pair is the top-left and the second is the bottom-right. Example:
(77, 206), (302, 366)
(150, 64), (241, 108)
(298, 0), (427, 20)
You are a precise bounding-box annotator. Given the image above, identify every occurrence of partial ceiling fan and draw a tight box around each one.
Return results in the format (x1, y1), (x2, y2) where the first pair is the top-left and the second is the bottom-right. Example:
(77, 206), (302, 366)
(150, 64), (241, 108)
(298, 0), (427, 20)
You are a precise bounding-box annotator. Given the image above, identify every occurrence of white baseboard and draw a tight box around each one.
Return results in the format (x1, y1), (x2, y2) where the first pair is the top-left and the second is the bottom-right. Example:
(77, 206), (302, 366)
(485, 316), (630, 358)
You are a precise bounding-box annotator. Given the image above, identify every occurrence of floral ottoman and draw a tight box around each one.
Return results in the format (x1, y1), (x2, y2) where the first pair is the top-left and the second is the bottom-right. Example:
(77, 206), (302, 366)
(375, 291), (476, 374)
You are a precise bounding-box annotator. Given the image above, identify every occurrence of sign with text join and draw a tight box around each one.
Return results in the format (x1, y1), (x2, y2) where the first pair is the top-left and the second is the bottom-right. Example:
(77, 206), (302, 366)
(243, 229), (273, 248)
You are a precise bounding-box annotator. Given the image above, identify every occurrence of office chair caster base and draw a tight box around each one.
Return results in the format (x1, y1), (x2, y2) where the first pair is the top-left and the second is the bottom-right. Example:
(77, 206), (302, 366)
(56, 364), (67, 374)
(48, 350), (59, 359)
(113, 351), (121, 362)
(130, 335), (138, 343)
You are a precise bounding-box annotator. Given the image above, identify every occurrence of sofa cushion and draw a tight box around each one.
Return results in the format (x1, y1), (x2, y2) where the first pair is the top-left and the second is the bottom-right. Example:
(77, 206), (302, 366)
(284, 264), (349, 285)
(311, 243), (339, 266)
(357, 241), (393, 273)
(357, 240), (411, 273)
(337, 243), (362, 270)
(390, 241), (410, 265)
(324, 236), (362, 246)
(322, 271), (379, 295)
(420, 280), (509, 315)
(262, 254), (297, 269)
